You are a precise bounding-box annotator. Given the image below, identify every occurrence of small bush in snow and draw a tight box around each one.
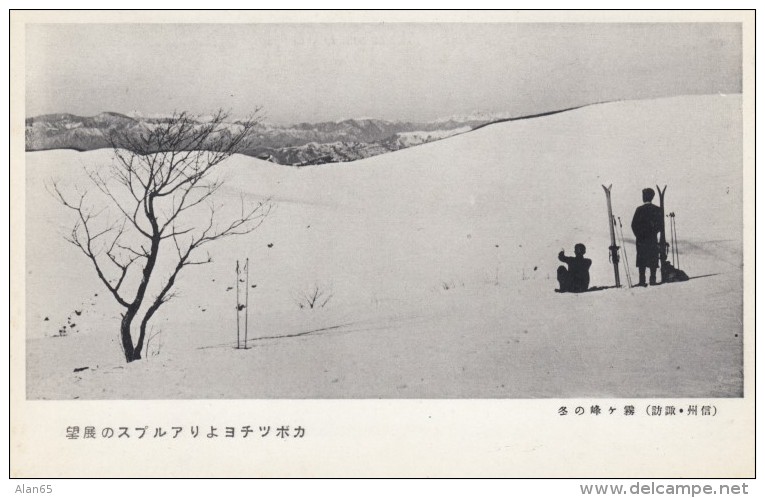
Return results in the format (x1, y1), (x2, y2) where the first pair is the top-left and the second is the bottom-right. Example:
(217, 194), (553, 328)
(295, 284), (333, 310)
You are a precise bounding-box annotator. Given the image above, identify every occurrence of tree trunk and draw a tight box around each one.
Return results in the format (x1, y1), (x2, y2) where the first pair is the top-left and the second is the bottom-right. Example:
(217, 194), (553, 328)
(135, 255), (185, 360)
(123, 231), (161, 362)
(135, 306), (158, 359)
(120, 309), (140, 362)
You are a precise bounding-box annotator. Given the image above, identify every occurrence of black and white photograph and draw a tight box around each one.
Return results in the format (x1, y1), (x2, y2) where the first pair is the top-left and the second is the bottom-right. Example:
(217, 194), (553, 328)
(10, 9), (755, 478)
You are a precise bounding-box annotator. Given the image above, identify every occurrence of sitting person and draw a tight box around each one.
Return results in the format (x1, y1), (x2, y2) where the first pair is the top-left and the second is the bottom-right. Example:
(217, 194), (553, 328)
(557, 243), (592, 293)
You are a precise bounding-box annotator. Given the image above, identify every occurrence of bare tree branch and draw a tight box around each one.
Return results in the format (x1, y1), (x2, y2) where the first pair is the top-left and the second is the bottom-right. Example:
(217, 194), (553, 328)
(47, 181), (131, 308)
(52, 109), (269, 362)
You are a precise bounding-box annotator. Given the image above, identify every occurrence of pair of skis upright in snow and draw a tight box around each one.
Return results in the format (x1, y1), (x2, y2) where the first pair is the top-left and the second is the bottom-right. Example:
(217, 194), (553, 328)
(601, 184), (634, 288)
(601, 184), (622, 288)
(601, 184), (674, 289)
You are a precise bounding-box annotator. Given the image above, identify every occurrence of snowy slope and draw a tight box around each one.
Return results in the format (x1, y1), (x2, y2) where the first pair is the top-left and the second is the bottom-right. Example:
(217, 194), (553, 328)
(24, 94), (743, 399)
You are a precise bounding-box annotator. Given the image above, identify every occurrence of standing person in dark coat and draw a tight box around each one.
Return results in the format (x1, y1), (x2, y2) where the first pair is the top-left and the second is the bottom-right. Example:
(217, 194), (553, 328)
(557, 243), (591, 293)
(631, 188), (663, 286)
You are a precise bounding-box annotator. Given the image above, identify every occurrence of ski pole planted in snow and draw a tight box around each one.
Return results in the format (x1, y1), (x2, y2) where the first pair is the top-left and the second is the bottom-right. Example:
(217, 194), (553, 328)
(617, 216), (633, 288)
(668, 213), (678, 267)
(244, 257), (249, 350)
(656, 185), (669, 265)
(236, 260), (241, 349)
(671, 212), (680, 270)
(666, 214), (675, 267)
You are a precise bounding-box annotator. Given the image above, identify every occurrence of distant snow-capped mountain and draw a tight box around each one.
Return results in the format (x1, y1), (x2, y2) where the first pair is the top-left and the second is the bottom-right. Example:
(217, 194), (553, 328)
(26, 112), (504, 165)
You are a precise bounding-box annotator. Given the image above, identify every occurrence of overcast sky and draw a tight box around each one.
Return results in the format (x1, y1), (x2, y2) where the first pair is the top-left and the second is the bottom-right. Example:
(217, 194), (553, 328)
(25, 23), (741, 124)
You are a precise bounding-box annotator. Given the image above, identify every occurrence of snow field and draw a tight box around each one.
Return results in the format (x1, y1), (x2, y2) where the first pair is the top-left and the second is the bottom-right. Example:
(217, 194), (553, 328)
(24, 94), (743, 398)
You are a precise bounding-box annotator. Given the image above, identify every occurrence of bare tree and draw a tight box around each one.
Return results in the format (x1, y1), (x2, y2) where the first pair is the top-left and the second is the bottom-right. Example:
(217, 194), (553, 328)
(49, 110), (271, 362)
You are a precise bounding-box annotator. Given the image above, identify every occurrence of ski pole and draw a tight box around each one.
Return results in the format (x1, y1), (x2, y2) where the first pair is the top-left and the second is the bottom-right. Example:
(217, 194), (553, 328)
(666, 214), (675, 266)
(619, 217), (633, 288)
(672, 213), (680, 270)
(236, 260), (240, 349)
(617, 217), (633, 288)
(677, 215), (681, 269)
(671, 214), (676, 267)
(673, 215), (678, 267)
(656, 185), (668, 264)
(668, 213), (675, 267)
(625, 219), (633, 288)
(244, 258), (249, 350)
(616, 217), (626, 286)
(669, 213), (674, 266)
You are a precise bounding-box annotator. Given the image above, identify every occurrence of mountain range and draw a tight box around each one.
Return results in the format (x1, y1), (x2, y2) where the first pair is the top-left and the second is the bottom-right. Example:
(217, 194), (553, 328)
(25, 112), (507, 166)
